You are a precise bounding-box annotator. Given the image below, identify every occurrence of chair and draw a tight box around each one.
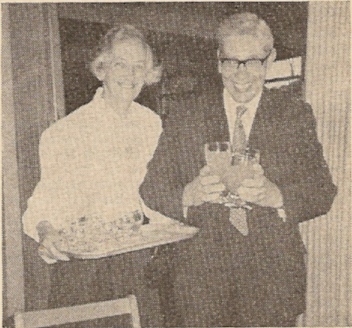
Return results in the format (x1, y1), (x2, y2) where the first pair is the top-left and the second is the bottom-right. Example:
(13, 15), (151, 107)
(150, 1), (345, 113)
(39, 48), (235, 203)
(14, 294), (141, 328)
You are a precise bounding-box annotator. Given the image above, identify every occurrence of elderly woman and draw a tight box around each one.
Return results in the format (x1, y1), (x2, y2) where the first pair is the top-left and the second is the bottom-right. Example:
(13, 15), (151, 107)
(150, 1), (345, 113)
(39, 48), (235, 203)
(22, 25), (163, 327)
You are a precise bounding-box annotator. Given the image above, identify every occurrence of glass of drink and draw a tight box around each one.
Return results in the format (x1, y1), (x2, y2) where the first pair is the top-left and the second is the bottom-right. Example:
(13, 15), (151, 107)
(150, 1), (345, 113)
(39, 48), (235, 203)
(204, 142), (232, 203)
(117, 210), (144, 237)
(221, 148), (260, 208)
(204, 142), (232, 177)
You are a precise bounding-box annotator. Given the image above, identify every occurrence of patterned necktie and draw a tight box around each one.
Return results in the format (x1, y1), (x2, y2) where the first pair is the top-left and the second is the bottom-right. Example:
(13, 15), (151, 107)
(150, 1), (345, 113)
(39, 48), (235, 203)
(232, 105), (247, 153)
(229, 105), (249, 235)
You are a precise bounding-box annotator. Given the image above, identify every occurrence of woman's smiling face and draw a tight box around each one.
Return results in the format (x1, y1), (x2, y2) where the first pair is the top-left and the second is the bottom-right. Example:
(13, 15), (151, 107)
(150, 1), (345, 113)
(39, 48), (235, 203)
(102, 38), (149, 103)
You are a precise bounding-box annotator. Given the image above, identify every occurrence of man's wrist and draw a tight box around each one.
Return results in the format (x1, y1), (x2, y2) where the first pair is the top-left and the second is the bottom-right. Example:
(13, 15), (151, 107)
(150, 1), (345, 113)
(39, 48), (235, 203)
(277, 206), (287, 222)
(273, 189), (286, 221)
(183, 206), (189, 218)
(274, 188), (284, 209)
(182, 182), (196, 207)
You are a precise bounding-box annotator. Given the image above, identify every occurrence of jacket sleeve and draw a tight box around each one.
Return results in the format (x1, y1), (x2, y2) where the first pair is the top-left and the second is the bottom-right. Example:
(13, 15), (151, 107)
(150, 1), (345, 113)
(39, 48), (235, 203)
(277, 102), (337, 223)
(140, 115), (185, 221)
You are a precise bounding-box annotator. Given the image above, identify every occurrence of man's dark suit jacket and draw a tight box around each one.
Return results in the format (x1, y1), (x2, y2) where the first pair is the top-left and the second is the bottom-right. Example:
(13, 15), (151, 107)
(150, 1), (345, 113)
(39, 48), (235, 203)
(140, 82), (337, 326)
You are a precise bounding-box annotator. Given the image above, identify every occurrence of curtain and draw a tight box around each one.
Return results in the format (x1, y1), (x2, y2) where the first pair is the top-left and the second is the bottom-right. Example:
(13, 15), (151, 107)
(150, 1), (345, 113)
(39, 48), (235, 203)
(300, 2), (351, 326)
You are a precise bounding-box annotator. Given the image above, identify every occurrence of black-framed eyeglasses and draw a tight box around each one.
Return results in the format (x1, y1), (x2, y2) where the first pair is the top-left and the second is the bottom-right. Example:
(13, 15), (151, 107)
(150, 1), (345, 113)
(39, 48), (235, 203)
(219, 50), (272, 71)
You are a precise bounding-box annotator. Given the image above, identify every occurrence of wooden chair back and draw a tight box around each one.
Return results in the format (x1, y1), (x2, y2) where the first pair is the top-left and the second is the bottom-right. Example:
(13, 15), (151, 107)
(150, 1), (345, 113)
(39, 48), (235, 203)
(14, 294), (141, 328)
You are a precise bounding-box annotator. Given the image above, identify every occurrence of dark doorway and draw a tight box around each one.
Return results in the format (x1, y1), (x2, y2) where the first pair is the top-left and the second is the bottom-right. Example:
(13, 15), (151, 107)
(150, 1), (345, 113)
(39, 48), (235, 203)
(58, 3), (308, 117)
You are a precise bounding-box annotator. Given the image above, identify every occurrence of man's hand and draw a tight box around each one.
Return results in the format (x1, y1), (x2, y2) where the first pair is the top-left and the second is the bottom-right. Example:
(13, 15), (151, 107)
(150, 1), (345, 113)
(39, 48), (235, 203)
(37, 221), (70, 263)
(237, 164), (284, 209)
(182, 166), (226, 207)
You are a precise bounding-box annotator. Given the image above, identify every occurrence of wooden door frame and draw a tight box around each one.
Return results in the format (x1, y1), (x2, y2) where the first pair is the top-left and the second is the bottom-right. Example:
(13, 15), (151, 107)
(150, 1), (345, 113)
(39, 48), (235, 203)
(2, 3), (65, 319)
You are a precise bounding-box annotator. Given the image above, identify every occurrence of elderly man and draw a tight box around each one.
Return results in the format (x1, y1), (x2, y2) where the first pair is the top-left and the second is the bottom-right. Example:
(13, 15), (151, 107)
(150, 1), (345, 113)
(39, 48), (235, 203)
(140, 12), (336, 327)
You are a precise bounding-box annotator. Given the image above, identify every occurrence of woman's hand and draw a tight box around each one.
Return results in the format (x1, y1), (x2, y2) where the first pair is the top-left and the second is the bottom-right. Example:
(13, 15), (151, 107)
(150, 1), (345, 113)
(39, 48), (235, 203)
(37, 221), (70, 263)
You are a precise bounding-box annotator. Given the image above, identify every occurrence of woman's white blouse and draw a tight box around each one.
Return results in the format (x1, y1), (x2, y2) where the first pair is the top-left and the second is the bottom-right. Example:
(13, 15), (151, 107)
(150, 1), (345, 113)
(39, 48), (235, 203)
(22, 88), (162, 242)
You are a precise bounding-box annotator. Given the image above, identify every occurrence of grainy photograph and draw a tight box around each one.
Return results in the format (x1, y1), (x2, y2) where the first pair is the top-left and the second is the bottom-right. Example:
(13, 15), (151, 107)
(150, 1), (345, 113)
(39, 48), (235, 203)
(2, 2), (350, 327)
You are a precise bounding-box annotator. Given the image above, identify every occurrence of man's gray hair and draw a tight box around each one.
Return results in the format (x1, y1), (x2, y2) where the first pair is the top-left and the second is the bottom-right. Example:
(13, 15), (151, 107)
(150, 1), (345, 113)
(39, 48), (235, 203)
(217, 12), (274, 54)
(90, 25), (161, 85)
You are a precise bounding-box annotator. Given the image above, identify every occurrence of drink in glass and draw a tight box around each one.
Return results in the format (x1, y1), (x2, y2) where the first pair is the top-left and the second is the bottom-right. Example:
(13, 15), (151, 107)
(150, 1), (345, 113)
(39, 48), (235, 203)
(204, 142), (232, 177)
(221, 148), (260, 207)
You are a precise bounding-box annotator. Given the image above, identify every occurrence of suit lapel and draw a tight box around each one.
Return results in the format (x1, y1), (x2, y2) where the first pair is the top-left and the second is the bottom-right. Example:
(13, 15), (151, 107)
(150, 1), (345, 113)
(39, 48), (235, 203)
(204, 89), (230, 143)
(201, 87), (272, 156)
(248, 88), (270, 150)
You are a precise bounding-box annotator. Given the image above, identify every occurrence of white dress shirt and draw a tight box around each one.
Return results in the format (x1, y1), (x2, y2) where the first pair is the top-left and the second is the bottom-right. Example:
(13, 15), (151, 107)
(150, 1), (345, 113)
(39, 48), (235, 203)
(22, 87), (162, 242)
(224, 88), (286, 220)
(223, 88), (262, 142)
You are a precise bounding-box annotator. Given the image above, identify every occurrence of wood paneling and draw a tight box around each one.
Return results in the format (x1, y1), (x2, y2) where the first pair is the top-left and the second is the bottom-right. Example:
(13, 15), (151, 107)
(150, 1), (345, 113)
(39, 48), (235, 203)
(4, 3), (65, 317)
(2, 4), (25, 319)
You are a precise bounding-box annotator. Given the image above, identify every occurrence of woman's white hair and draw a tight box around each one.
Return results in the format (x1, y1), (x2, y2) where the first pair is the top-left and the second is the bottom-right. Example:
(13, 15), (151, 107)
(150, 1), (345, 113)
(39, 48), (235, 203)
(90, 25), (162, 85)
(217, 12), (274, 54)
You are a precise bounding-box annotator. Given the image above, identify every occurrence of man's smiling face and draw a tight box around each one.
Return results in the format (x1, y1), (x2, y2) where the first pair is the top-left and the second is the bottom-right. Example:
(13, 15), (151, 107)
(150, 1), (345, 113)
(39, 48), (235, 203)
(219, 34), (275, 103)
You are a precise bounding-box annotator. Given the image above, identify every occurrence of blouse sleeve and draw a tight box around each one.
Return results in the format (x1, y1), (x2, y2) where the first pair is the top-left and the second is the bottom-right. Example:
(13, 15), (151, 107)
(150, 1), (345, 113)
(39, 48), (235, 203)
(22, 129), (85, 242)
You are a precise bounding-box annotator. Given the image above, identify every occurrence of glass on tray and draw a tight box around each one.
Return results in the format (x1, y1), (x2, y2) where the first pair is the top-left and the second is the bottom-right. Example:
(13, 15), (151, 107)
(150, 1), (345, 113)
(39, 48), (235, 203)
(99, 210), (144, 240)
(117, 210), (144, 234)
(59, 210), (145, 252)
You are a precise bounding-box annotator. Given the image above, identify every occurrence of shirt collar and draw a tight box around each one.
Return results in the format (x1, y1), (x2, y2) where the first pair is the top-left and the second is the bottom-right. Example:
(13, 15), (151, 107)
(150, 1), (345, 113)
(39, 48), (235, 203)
(92, 87), (137, 121)
(223, 88), (262, 118)
(223, 88), (263, 140)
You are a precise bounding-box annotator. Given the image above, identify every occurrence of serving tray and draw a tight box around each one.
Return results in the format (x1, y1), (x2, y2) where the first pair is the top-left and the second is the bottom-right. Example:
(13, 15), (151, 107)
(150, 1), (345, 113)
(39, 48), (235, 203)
(63, 222), (199, 260)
